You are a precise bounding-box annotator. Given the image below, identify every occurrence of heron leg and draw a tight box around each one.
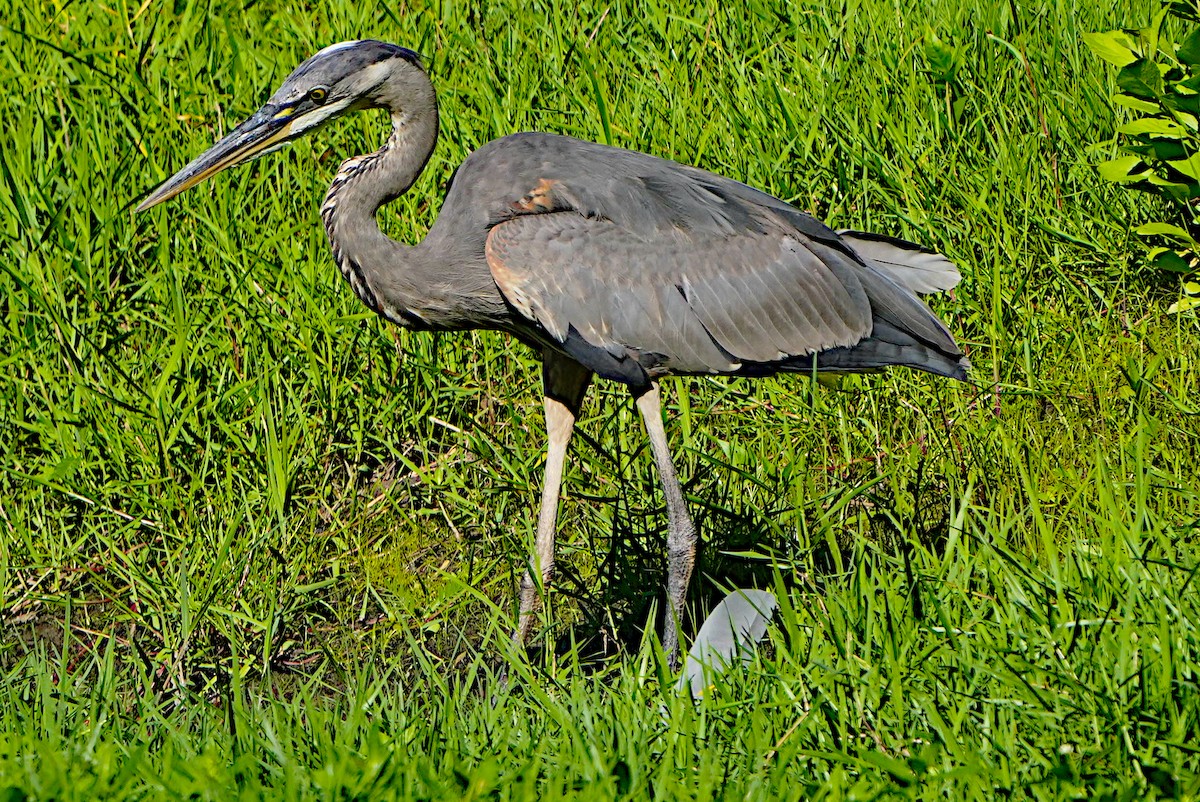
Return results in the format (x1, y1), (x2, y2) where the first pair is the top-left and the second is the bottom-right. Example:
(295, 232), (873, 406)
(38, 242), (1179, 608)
(633, 381), (697, 668)
(513, 352), (592, 650)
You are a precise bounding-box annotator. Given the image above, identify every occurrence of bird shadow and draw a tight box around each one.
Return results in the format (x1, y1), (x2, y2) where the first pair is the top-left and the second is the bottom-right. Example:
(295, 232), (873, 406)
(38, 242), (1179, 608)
(545, 455), (956, 666)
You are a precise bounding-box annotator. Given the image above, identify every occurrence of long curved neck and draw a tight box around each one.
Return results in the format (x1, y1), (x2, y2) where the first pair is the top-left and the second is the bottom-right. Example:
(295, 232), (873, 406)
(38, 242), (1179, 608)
(320, 73), (444, 327)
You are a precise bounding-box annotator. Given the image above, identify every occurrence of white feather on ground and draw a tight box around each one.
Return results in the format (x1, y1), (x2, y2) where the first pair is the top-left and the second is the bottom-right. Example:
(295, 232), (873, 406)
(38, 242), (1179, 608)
(677, 589), (778, 699)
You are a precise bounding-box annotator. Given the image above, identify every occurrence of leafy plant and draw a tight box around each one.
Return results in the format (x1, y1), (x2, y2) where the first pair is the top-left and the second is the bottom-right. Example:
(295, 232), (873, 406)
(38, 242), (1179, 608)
(1086, 5), (1200, 310)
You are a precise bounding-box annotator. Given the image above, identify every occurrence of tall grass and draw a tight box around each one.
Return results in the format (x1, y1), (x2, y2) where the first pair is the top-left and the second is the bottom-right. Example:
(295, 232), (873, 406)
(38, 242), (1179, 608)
(2, 0), (1198, 797)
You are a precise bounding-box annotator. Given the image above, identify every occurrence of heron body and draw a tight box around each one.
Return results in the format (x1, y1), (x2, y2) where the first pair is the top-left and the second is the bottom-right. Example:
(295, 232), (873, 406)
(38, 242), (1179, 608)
(139, 40), (969, 664)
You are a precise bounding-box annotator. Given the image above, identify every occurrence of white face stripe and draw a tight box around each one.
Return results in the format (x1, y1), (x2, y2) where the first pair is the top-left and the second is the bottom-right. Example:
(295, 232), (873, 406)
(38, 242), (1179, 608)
(288, 96), (355, 135)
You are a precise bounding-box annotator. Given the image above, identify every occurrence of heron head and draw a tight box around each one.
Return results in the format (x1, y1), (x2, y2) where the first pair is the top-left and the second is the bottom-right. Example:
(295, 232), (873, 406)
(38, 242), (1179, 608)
(137, 40), (425, 212)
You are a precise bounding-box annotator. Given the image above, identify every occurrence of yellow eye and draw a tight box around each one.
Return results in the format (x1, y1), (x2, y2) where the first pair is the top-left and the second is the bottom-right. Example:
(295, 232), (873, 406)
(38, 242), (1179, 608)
(308, 87), (328, 103)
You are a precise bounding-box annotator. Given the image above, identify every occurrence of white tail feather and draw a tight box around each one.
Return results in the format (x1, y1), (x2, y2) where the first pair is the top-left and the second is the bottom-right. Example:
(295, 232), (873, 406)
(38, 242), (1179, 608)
(838, 230), (961, 295)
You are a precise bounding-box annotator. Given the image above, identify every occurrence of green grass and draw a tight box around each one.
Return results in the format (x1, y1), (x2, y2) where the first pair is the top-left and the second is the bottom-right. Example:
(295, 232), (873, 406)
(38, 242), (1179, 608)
(3, 0), (1200, 797)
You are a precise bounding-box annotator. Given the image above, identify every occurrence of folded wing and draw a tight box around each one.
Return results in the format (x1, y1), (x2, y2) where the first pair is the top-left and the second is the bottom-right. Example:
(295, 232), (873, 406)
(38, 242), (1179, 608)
(486, 212), (882, 381)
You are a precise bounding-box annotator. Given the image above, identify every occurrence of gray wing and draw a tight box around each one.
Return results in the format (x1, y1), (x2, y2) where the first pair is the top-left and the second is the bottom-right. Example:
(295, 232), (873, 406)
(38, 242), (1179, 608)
(485, 211), (874, 379)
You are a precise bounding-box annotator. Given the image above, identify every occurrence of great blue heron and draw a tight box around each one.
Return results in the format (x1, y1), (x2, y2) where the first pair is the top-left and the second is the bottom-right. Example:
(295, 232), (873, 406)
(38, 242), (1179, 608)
(138, 40), (969, 665)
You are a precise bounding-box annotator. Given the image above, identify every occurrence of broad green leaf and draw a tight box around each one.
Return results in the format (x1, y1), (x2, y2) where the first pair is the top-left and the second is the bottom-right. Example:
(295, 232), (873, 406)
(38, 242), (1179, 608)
(1148, 246), (1194, 272)
(1146, 173), (1195, 188)
(1137, 8), (1166, 54)
(1167, 294), (1200, 312)
(1164, 93), (1200, 115)
(1141, 9), (1170, 55)
(1145, 174), (1198, 201)
(1137, 221), (1199, 246)
(1183, 281), (1200, 294)
(1082, 30), (1140, 67)
(1169, 152), (1200, 179)
(1097, 155), (1148, 182)
(1118, 58), (1164, 98)
(1179, 28), (1200, 65)
(1117, 118), (1187, 136)
(1133, 139), (1189, 160)
(1113, 93), (1160, 113)
(1146, 174), (1196, 189)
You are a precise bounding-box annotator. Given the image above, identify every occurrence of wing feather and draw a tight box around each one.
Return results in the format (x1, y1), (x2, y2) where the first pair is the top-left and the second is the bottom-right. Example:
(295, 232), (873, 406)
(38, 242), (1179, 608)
(485, 213), (874, 377)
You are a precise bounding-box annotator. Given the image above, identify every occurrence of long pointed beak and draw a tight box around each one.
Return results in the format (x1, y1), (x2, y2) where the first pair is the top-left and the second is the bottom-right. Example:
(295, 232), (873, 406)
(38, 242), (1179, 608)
(137, 106), (298, 212)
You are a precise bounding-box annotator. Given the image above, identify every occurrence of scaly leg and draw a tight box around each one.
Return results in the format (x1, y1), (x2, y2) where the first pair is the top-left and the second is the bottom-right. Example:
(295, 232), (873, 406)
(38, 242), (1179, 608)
(634, 382), (697, 668)
(512, 352), (592, 650)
